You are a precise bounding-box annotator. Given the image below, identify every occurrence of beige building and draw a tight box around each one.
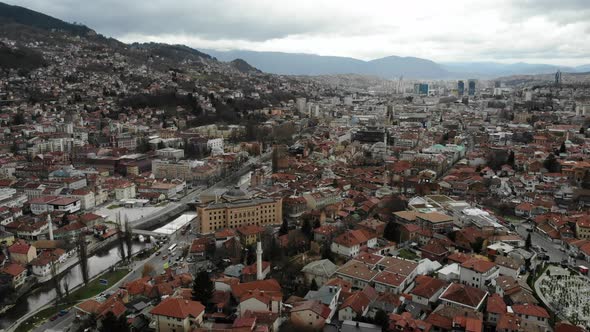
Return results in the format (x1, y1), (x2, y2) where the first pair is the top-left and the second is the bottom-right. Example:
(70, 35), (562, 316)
(8, 241), (37, 265)
(152, 160), (194, 181)
(197, 187), (282, 234)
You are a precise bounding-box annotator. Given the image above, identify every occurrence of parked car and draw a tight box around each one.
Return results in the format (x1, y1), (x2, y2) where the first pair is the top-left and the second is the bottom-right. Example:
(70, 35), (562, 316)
(50, 314), (59, 321)
(59, 309), (69, 316)
(155, 251), (161, 256)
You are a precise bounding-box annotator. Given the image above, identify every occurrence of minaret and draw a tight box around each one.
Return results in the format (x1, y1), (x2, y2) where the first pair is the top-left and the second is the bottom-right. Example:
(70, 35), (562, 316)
(256, 241), (263, 280)
(47, 214), (54, 241)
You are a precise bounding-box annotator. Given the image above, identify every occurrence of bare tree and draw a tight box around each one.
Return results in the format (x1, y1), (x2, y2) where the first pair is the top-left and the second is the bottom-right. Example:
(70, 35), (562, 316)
(116, 212), (127, 263)
(124, 215), (133, 262)
(77, 233), (89, 285)
(63, 276), (70, 299)
(50, 260), (62, 306)
(142, 263), (155, 277)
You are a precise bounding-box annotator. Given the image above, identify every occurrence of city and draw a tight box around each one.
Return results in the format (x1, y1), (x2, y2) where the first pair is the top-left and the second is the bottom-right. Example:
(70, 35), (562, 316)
(0, 1), (590, 332)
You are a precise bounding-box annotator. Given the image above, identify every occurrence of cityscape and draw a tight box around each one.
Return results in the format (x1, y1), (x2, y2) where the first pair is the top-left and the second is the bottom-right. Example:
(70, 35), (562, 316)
(0, 1), (590, 332)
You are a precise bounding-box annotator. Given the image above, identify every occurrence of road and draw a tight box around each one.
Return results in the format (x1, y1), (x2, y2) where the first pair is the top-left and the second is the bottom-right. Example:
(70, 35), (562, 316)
(20, 153), (271, 332)
(514, 221), (587, 267)
(130, 152), (269, 231)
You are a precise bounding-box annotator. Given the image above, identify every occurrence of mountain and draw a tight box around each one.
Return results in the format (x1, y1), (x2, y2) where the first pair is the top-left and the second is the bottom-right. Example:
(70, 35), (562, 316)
(205, 49), (368, 76)
(230, 58), (261, 73)
(206, 49), (590, 79)
(129, 42), (213, 61)
(365, 56), (448, 79)
(205, 49), (449, 79)
(441, 62), (575, 77)
(0, 1), (93, 35)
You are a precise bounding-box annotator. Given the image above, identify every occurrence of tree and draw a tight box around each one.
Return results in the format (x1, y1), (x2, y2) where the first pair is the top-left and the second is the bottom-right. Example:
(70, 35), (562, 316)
(63, 277), (70, 299)
(142, 263), (155, 277)
(192, 271), (213, 305)
(50, 260), (62, 306)
(525, 233), (532, 250)
(321, 243), (334, 261)
(99, 312), (129, 332)
(507, 151), (515, 167)
(374, 309), (389, 329)
(115, 212), (127, 263)
(301, 219), (313, 240)
(12, 112), (25, 125)
(471, 237), (485, 254)
(383, 222), (399, 242)
(124, 216), (133, 262)
(77, 233), (89, 285)
(580, 127), (586, 135)
(543, 153), (560, 173)
(310, 278), (318, 291)
(559, 142), (567, 154)
(279, 218), (289, 236)
(206, 240), (216, 258)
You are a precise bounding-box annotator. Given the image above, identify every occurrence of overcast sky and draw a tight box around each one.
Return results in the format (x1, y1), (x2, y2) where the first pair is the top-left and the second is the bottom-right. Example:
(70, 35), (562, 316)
(8, 0), (590, 66)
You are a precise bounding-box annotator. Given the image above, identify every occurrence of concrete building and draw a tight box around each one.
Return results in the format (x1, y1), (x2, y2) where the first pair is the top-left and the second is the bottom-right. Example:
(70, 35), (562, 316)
(156, 147), (185, 160)
(196, 187), (282, 234)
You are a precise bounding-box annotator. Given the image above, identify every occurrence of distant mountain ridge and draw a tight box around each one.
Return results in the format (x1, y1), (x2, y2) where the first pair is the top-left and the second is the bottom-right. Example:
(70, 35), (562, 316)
(206, 49), (590, 79)
(204, 49), (450, 79)
(1, 1), (589, 80)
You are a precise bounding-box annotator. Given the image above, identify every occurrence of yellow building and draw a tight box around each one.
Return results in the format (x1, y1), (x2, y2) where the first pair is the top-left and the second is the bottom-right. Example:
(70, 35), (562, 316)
(197, 187), (282, 234)
(576, 220), (590, 239)
(0, 231), (15, 246)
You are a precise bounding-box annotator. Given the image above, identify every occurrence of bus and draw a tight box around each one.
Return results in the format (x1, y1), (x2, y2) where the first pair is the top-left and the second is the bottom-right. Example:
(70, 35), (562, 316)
(168, 243), (178, 254)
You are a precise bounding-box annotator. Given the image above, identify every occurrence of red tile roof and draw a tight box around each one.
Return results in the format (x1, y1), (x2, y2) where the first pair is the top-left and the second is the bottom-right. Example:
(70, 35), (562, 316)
(150, 297), (205, 319)
(485, 293), (507, 314)
(8, 240), (31, 255)
(512, 303), (549, 318)
(461, 257), (496, 273)
(440, 283), (487, 309)
(1, 263), (26, 277)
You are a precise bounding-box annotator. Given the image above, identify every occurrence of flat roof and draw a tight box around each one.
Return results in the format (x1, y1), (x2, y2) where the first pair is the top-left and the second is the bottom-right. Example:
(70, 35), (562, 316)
(152, 213), (196, 235)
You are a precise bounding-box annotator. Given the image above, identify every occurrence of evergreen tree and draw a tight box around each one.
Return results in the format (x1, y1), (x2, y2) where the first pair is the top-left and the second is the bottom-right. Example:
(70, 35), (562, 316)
(321, 244), (334, 261)
(543, 153), (560, 173)
(374, 309), (389, 330)
(99, 312), (129, 332)
(471, 237), (485, 254)
(301, 219), (313, 239)
(507, 151), (515, 167)
(310, 278), (318, 291)
(525, 233), (532, 250)
(560, 142), (567, 154)
(580, 127), (586, 135)
(383, 222), (399, 242)
(279, 218), (289, 236)
(192, 271), (213, 305)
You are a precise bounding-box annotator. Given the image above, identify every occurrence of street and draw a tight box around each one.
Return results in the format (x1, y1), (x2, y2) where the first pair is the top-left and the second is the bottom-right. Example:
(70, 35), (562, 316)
(514, 222), (587, 267)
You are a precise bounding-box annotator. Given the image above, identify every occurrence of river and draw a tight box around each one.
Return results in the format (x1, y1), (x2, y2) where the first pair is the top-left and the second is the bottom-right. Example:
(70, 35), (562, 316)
(0, 241), (148, 329)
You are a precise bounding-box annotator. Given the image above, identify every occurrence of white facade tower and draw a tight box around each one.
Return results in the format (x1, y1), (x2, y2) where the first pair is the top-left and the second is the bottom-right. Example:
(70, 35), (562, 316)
(256, 241), (263, 280)
(48, 214), (54, 241)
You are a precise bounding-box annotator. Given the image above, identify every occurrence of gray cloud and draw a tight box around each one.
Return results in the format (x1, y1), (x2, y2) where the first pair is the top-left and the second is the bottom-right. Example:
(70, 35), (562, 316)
(10, 0), (361, 41)
(6, 0), (590, 65)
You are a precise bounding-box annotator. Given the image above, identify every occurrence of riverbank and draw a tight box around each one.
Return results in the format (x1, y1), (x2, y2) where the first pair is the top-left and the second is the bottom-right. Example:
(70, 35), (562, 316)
(12, 267), (131, 332)
(0, 241), (149, 331)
